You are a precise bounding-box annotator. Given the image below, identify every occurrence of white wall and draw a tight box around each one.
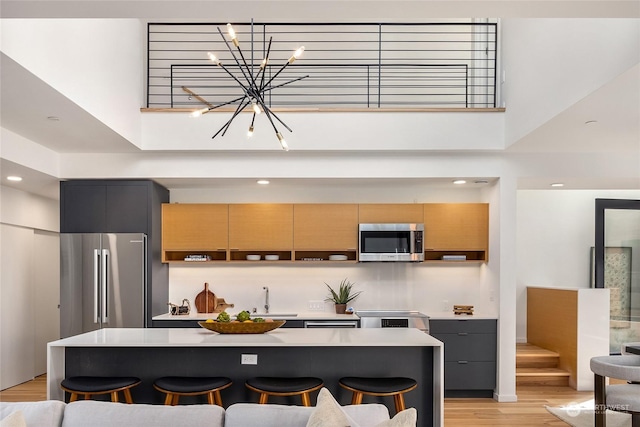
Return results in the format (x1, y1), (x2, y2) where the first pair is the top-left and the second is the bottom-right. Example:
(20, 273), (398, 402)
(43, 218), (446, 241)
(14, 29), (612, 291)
(516, 189), (640, 343)
(0, 186), (59, 389)
(501, 18), (640, 146)
(0, 19), (145, 147)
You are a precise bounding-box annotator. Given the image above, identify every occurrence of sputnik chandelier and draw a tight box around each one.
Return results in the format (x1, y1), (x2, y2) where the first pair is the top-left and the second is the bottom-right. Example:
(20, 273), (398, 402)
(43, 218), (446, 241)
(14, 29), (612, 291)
(188, 23), (308, 151)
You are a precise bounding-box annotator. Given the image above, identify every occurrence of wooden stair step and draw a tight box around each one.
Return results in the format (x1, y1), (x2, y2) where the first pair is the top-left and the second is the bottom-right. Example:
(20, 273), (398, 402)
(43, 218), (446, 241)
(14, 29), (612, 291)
(516, 343), (560, 368)
(516, 368), (570, 386)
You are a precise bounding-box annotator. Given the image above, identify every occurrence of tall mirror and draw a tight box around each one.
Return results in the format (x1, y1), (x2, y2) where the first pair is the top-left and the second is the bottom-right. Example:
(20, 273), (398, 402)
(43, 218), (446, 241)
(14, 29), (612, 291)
(594, 199), (640, 354)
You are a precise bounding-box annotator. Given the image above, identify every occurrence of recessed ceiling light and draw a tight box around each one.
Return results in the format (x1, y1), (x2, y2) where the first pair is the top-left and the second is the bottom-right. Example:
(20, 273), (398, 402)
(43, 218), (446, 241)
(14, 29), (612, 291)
(47, 116), (60, 121)
(474, 180), (489, 184)
(7, 176), (23, 182)
(257, 180), (270, 185)
(453, 180), (466, 185)
(551, 183), (564, 187)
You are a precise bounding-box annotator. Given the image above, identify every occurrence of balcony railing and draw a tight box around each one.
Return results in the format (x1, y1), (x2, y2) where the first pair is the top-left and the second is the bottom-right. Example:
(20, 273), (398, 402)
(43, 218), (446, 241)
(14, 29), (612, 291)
(147, 21), (498, 110)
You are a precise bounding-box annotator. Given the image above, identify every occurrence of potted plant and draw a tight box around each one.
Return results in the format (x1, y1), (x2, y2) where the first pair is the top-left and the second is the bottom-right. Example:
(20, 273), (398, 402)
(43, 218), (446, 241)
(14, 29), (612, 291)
(325, 278), (362, 314)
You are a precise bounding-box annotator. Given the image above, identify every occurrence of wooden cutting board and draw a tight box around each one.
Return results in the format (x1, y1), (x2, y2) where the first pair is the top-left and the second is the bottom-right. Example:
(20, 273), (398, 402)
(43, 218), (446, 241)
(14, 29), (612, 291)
(195, 282), (217, 313)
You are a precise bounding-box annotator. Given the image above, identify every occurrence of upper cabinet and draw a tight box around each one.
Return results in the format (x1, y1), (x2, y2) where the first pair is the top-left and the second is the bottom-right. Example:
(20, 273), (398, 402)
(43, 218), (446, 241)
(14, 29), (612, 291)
(294, 204), (358, 260)
(423, 203), (489, 261)
(160, 202), (489, 264)
(228, 204), (294, 259)
(358, 204), (424, 224)
(61, 181), (152, 233)
(161, 204), (229, 262)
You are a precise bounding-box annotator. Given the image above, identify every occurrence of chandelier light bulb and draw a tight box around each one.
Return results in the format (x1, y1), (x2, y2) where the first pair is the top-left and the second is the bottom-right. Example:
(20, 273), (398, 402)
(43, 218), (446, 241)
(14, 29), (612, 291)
(190, 107), (209, 117)
(288, 46), (305, 64)
(252, 101), (261, 115)
(207, 52), (220, 66)
(227, 23), (239, 47)
(260, 57), (268, 69)
(247, 125), (254, 138)
(276, 132), (289, 151)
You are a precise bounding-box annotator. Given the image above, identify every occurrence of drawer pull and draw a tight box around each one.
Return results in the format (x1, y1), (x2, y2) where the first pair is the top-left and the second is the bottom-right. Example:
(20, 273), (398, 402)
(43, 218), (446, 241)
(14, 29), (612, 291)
(457, 332), (468, 336)
(457, 361), (469, 364)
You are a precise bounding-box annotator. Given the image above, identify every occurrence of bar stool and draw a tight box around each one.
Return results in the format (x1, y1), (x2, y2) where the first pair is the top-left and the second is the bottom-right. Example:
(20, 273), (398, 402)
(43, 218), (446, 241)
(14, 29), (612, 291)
(338, 377), (417, 414)
(60, 376), (141, 403)
(245, 377), (323, 406)
(153, 376), (232, 406)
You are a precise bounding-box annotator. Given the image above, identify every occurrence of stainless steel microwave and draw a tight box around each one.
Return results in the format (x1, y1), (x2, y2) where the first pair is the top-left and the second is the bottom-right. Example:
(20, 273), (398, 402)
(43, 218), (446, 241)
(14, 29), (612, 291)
(358, 223), (424, 262)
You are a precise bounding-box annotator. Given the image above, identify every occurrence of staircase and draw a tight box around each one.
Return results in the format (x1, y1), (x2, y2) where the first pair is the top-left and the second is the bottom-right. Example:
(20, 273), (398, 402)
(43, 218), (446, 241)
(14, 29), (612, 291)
(516, 343), (571, 386)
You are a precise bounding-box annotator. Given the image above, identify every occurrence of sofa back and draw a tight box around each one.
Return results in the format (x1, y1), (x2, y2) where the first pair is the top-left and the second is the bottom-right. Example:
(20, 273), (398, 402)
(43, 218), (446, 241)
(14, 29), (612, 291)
(0, 401), (66, 427)
(61, 400), (225, 427)
(224, 402), (390, 427)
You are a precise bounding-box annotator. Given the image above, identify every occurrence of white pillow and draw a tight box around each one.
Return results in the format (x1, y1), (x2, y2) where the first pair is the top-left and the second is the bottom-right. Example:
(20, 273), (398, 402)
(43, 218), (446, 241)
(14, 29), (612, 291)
(0, 411), (26, 427)
(306, 388), (417, 427)
(306, 388), (360, 427)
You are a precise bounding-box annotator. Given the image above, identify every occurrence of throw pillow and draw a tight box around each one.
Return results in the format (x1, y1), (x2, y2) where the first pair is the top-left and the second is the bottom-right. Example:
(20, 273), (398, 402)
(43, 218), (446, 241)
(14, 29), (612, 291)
(375, 408), (417, 427)
(306, 387), (359, 427)
(0, 411), (26, 427)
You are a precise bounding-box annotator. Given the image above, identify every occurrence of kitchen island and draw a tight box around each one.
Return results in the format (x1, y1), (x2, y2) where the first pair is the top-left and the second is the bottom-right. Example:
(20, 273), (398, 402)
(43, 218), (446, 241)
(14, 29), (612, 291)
(48, 328), (443, 426)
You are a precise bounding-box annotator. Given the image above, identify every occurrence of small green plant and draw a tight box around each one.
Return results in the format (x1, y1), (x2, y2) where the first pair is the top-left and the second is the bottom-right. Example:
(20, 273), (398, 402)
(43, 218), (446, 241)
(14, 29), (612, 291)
(325, 278), (362, 304)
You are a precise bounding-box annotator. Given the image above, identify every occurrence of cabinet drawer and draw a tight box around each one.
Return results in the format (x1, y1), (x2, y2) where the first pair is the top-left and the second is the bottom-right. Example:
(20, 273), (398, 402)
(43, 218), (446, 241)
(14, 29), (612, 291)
(429, 319), (496, 334)
(431, 333), (496, 362)
(444, 361), (496, 390)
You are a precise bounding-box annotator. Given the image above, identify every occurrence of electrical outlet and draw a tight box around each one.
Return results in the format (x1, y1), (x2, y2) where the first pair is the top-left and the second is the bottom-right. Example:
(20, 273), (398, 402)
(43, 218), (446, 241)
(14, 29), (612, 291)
(308, 300), (325, 311)
(241, 354), (258, 365)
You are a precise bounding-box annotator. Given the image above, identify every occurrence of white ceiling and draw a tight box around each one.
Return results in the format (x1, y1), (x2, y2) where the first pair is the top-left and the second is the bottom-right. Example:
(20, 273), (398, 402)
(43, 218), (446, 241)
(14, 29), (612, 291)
(0, 0), (638, 199)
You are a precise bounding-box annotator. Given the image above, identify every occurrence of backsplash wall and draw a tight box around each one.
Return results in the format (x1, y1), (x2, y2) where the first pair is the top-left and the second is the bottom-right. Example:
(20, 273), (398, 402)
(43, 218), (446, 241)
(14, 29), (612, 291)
(168, 263), (495, 316)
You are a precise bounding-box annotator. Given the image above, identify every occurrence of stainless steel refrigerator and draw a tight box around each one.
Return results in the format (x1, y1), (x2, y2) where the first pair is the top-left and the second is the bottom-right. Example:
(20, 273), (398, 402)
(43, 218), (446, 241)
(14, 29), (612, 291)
(60, 233), (147, 338)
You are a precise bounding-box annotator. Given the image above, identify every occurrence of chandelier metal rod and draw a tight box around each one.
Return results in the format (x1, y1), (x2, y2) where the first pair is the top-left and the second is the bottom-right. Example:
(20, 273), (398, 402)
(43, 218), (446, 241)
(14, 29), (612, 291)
(212, 97), (251, 139)
(216, 27), (256, 91)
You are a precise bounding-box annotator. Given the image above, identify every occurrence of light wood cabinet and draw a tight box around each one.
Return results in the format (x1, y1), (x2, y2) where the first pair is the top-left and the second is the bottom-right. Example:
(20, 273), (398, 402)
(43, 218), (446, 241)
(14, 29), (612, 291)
(423, 203), (488, 261)
(160, 202), (489, 264)
(358, 204), (424, 223)
(162, 204), (229, 262)
(228, 204), (294, 259)
(294, 204), (358, 260)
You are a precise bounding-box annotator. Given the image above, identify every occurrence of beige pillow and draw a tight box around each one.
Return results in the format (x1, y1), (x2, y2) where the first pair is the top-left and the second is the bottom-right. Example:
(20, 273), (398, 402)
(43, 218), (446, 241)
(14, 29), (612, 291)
(306, 388), (359, 427)
(306, 388), (417, 427)
(0, 411), (26, 427)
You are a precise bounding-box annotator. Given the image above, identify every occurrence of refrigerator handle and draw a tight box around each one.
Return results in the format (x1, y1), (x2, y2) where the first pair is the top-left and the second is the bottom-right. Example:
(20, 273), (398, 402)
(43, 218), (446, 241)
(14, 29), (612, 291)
(94, 249), (100, 324)
(102, 249), (109, 324)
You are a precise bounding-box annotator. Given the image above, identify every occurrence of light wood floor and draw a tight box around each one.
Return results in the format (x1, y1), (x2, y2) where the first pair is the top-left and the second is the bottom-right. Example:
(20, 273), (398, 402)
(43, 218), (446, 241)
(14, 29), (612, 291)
(0, 375), (594, 426)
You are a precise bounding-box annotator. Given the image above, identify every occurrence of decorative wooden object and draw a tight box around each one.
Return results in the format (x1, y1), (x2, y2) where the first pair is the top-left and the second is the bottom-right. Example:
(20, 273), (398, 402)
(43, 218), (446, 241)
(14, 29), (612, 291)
(453, 305), (474, 315)
(195, 283), (217, 313)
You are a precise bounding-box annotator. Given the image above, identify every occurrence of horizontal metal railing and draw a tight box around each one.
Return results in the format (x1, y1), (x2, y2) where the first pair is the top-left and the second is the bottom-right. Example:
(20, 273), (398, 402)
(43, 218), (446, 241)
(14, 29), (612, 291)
(147, 22), (497, 110)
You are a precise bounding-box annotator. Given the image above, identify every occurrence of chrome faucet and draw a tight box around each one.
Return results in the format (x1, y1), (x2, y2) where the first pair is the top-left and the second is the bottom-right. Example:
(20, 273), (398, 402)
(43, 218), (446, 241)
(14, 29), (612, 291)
(263, 286), (269, 314)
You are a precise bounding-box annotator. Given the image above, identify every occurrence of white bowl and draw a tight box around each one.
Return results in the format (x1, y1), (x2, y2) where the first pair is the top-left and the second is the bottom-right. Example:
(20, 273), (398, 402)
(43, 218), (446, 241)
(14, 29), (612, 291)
(246, 254), (261, 261)
(265, 255), (280, 261)
(329, 254), (348, 261)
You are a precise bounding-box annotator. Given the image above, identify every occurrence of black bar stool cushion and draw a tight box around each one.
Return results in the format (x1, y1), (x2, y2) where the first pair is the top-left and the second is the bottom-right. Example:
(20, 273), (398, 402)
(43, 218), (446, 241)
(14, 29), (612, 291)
(339, 377), (417, 393)
(61, 376), (141, 393)
(154, 377), (232, 393)
(246, 377), (323, 393)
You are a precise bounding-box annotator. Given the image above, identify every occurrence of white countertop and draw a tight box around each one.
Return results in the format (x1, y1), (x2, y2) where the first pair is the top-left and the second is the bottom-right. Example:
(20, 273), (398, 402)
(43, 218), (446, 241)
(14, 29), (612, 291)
(427, 311), (498, 320)
(152, 312), (360, 321)
(48, 327), (442, 348)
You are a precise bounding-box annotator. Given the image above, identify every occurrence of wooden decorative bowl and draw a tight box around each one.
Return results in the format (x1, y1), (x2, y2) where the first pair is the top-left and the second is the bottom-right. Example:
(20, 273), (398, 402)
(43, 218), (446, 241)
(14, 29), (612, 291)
(198, 320), (286, 334)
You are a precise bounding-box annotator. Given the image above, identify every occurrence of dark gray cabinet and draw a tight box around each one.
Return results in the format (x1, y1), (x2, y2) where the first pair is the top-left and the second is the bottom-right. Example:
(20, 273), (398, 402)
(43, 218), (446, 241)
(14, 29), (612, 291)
(430, 318), (497, 397)
(60, 180), (170, 326)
